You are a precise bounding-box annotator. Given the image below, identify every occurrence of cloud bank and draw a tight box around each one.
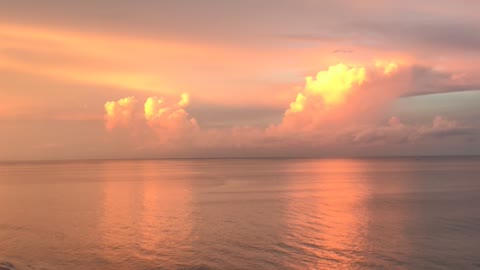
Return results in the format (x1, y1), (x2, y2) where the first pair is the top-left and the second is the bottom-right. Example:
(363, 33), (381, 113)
(102, 61), (480, 156)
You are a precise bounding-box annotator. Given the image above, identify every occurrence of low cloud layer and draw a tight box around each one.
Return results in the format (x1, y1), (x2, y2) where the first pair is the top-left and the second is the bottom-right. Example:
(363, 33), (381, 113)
(340, 116), (477, 146)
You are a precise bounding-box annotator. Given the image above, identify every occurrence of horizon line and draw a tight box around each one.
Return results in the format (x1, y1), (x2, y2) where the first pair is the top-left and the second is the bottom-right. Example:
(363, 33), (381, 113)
(2, 154), (480, 163)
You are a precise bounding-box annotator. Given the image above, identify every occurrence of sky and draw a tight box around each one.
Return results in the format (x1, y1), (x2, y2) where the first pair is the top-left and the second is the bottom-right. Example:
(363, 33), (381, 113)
(1, 0), (480, 160)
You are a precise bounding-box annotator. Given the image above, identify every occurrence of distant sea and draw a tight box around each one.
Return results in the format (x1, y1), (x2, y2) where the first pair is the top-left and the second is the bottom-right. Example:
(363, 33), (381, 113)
(1, 157), (480, 270)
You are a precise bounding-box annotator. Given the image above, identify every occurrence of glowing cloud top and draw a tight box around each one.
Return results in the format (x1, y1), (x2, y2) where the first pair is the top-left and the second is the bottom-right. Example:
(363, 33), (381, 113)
(104, 97), (137, 131)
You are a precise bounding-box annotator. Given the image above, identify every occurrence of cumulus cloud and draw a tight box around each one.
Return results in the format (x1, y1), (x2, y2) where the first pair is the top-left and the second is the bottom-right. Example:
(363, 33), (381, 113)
(301, 63), (366, 107)
(277, 61), (406, 133)
(281, 63), (366, 132)
(104, 93), (197, 147)
(143, 94), (198, 143)
(104, 96), (137, 130)
(268, 61), (480, 149)
(100, 61), (480, 157)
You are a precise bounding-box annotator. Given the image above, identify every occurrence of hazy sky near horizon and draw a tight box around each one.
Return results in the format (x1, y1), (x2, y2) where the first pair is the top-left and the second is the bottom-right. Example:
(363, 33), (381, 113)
(1, 0), (480, 160)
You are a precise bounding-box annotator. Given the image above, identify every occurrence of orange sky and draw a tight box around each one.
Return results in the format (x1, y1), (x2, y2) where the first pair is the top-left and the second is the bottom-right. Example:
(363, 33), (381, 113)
(1, 1), (480, 160)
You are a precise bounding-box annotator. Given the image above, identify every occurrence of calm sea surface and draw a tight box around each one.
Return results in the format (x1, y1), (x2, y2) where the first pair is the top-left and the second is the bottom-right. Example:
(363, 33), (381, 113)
(0, 158), (480, 270)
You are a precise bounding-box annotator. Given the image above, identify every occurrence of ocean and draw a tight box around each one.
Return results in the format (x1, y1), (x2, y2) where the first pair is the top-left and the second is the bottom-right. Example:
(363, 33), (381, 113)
(0, 158), (479, 269)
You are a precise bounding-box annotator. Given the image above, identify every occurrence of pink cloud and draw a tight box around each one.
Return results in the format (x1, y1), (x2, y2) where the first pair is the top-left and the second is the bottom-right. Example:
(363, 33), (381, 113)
(144, 94), (198, 137)
(100, 62), (480, 156)
(104, 97), (137, 130)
